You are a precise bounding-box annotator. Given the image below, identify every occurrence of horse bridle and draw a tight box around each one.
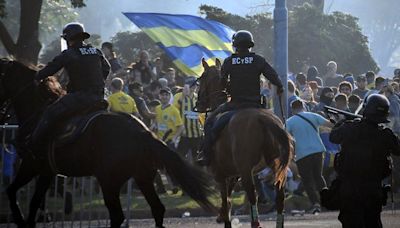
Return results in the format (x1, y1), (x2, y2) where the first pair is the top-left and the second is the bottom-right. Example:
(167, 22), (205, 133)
(193, 76), (227, 112)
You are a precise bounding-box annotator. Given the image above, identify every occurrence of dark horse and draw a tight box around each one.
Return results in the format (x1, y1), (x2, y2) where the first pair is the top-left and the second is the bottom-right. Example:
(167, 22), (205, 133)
(196, 59), (294, 228)
(0, 59), (215, 228)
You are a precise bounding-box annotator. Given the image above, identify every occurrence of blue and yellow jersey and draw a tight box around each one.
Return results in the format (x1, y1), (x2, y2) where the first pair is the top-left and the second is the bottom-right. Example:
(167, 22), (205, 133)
(174, 92), (204, 138)
(155, 104), (183, 141)
(107, 91), (138, 114)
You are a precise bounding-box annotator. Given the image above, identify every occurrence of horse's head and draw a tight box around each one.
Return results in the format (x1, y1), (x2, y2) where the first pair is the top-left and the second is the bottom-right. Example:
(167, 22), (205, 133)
(0, 59), (65, 124)
(196, 58), (227, 112)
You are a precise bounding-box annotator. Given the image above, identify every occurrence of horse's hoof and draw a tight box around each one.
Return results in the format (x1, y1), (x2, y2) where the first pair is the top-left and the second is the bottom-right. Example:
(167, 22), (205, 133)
(224, 222), (232, 228)
(251, 220), (262, 228)
(16, 220), (26, 228)
(216, 214), (224, 224)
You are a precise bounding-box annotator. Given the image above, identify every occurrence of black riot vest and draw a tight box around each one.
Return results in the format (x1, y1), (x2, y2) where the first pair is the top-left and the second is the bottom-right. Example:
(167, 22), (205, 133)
(221, 52), (280, 102)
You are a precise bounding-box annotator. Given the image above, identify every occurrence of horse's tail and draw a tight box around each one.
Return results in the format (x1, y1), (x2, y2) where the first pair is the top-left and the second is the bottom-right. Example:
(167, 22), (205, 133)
(146, 133), (216, 212)
(260, 114), (294, 188)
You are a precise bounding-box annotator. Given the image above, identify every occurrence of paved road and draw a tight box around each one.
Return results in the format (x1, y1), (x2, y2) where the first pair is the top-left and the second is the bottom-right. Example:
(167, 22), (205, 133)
(2, 211), (399, 227)
(128, 211), (399, 228)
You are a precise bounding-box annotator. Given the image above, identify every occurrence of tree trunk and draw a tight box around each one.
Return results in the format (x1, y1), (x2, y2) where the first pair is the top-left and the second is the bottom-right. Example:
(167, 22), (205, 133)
(14, 0), (43, 65)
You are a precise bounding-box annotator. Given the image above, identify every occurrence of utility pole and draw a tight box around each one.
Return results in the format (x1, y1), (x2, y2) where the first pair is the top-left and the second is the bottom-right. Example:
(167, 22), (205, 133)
(273, 0), (289, 122)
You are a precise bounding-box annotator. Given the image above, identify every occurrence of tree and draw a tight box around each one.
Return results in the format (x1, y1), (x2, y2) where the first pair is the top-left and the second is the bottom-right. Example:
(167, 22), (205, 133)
(0, 0), (84, 64)
(200, 4), (378, 75)
(288, 0), (324, 13)
(110, 31), (163, 66)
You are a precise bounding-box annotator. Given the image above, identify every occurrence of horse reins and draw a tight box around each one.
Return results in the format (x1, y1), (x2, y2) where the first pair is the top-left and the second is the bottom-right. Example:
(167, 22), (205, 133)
(278, 93), (287, 127)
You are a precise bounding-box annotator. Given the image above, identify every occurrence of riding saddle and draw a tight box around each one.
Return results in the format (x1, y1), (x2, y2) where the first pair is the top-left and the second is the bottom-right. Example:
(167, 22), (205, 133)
(53, 100), (109, 146)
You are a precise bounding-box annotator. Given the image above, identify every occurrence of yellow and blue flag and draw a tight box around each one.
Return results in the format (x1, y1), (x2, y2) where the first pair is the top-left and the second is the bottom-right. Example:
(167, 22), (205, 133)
(123, 13), (235, 77)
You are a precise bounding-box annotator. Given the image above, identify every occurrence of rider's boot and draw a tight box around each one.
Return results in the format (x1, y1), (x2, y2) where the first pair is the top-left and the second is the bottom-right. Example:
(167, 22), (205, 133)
(31, 119), (50, 147)
(197, 122), (214, 166)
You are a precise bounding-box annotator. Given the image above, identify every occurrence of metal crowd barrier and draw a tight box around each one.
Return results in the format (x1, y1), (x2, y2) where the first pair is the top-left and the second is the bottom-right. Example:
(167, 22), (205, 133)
(0, 125), (134, 227)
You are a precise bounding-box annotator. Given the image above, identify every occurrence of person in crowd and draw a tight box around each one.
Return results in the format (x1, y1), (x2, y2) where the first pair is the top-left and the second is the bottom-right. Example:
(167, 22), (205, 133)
(286, 99), (332, 214)
(29, 22), (110, 150)
(300, 85), (317, 111)
(365, 76), (386, 99)
(146, 80), (162, 101)
(101, 42), (122, 74)
(334, 93), (350, 112)
(128, 82), (156, 126)
(324, 61), (344, 87)
(132, 50), (156, 86)
(343, 73), (355, 90)
(260, 78), (273, 109)
(163, 68), (177, 88)
(338, 81), (353, 97)
(158, 78), (168, 89)
(381, 84), (400, 136)
(288, 80), (300, 117)
(391, 82), (400, 97)
(348, 94), (361, 113)
(154, 87), (184, 149)
(330, 94), (400, 228)
(174, 77), (203, 162)
(308, 81), (320, 102)
(154, 57), (165, 79)
(296, 73), (307, 94)
(198, 30), (283, 165)
(313, 87), (335, 114)
(307, 65), (323, 86)
(366, 71), (376, 90)
(107, 78), (139, 117)
(352, 75), (369, 99)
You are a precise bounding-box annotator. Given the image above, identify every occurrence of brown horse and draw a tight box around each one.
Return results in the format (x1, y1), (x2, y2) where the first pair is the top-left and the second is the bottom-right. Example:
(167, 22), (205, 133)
(197, 59), (294, 228)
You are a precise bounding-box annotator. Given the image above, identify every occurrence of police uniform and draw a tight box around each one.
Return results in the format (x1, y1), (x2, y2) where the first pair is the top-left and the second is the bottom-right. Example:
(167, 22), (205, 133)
(330, 94), (400, 228)
(221, 53), (282, 103)
(199, 30), (283, 165)
(31, 23), (110, 147)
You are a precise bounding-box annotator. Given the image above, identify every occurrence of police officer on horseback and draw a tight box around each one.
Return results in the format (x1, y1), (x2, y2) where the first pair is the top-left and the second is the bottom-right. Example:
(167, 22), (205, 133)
(330, 94), (400, 227)
(199, 30), (283, 165)
(29, 22), (110, 149)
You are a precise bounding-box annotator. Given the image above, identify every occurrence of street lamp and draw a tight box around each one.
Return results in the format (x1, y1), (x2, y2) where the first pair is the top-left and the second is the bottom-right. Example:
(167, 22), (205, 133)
(273, 0), (288, 122)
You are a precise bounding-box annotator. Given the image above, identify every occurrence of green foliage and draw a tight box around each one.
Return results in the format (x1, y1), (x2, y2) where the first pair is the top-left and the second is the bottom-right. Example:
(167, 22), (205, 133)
(110, 31), (163, 66)
(200, 4), (378, 75)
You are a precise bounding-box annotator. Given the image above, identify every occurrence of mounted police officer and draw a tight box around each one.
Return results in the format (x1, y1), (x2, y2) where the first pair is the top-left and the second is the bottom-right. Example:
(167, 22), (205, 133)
(198, 30), (283, 165)
(330, 94), (400, 228)
(30, 22), (110, 149)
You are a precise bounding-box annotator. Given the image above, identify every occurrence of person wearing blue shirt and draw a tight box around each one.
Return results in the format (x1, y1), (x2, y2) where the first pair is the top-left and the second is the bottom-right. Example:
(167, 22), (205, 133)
(286, 99), (333, 214)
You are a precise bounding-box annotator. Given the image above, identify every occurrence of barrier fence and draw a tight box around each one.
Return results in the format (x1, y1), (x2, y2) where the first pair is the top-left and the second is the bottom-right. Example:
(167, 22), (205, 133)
(0, 125), (135, 227)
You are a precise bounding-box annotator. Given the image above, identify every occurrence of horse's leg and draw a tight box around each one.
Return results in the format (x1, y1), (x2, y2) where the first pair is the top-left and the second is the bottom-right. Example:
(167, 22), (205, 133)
(275, 184), (285, 228)
(136, 176), (166, 228)
(217, 178), (232, 228)
(6, 158), (37, 227)
(218, 177), (239, 224)
(241, 172), (262, 228)
(26, 175), (53, 228)
(98, 178), (125, 228)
